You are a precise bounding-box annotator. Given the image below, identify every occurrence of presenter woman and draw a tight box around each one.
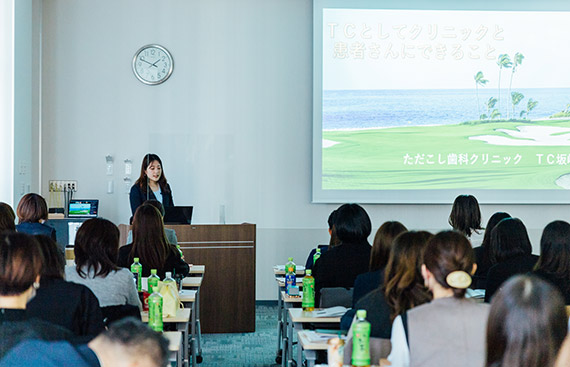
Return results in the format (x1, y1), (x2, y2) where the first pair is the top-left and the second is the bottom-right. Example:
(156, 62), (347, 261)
(129, 154), (174, 216)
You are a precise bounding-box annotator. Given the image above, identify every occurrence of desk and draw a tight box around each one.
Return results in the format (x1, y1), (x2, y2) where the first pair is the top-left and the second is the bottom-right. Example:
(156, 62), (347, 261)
(182, 276), (203, 288)
(297, 331), (331, 367)
(275, 276), (304, 364)
(285, 309), (341, 367)
(164, 331), (183, 367)
(142, 308), (190, 367)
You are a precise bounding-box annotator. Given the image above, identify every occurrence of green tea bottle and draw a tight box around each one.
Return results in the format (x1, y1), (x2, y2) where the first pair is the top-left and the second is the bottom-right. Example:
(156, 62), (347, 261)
(130, 257), (142, 292)
(148, 285), (163, 332)
(313, 248), (321, 265)
(302, 269), (315, 311)
(352, 309), (371, 367)
(148, 269), (160, 292)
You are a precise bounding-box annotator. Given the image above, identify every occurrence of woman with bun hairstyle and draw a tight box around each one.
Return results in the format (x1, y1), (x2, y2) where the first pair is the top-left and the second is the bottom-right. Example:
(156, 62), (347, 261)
(449, 195), (483, 245)
(532, 220), (570, 304)
(15, 193), (56, 241)
(486, 275), (567, 367)
(129, 153), (174, 216)
(387, 231), (489, 367)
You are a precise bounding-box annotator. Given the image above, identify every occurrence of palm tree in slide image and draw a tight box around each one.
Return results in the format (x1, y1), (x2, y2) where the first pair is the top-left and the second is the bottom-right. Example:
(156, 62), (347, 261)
(511, 91), (524, 118)
(507, 52), (524, 119)
(474, 71), (488, 119)
(497, 54), (513, 117)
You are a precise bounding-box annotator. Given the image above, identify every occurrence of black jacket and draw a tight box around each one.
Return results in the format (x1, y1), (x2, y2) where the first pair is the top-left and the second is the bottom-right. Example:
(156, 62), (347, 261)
(27, 277), (104, 340)
(118, 243), (189, 279)
(485, 254), (539, 302)
(312, 241), (371, 306)
(129, 183), (174, 216)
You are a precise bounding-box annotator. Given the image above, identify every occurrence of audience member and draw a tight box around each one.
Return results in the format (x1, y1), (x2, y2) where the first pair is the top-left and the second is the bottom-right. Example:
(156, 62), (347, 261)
(27, 235), (105, 339)
(65, 218), (141, 309)
(312, 203), (372, 306)
(471, 212), (511, 289)
(388, 231), (489, 367)
(351, 221), (408, 307)
(126, 200), (178, 245)
(448, 194), (483, 245)
(15, 193), (56, 241)
(0, 202), (15, 232)
(305, 209), (340, 270)
(341, 231), (432, 336)
(533, 220), (570, 304)
(486, 275), (567, 367)
(0, 232), (71, 358)
(118, 205), (189, 278)
(485, 218), (538, 302)
(0, 317), (169, 367)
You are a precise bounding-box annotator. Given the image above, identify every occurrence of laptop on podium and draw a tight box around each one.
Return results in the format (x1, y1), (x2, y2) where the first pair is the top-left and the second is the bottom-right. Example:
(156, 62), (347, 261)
(164, 206), (193, 225)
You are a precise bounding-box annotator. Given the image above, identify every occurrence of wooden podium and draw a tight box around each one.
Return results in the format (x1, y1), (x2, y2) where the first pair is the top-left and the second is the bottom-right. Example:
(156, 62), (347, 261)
(119, 223), (256, 333)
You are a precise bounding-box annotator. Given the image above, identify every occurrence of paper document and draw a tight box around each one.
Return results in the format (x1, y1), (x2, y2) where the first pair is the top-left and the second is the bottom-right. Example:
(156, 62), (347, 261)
(312, 306), (347, 317)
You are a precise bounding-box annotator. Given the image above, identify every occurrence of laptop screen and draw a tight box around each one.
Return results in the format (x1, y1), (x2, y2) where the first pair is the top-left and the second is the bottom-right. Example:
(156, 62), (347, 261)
(68, 199), (99, 218)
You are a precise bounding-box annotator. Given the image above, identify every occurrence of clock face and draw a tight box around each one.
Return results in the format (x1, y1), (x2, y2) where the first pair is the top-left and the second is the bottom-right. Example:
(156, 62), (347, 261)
(132, 44), (173, 85)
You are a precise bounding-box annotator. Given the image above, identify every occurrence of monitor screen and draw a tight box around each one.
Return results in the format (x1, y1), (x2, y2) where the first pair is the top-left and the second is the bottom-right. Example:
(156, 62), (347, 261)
(68, 199), (99, 218)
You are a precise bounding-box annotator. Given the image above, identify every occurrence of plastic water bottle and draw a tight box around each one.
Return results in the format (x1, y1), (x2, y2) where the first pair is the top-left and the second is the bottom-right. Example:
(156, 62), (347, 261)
(285, 257), (296, 294)
(148, 285), (163, 332)
(313, 248), (321, 265)
(148, 269), (160, 292)
(302, 269), (315, 311)
(352, 310), (371, 367)
(131, 257), (142, 292)
(163, 271), (177, 291)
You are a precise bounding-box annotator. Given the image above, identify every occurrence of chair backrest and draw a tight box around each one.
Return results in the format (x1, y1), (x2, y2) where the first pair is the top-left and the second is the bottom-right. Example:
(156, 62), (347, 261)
(319, 287), (353, 308)
(343, 336), (392, 365)
(101, 304), (141, 327)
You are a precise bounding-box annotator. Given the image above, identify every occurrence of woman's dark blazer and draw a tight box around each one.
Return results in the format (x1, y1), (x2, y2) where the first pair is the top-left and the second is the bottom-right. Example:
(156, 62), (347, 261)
(129, 183), (174, 215)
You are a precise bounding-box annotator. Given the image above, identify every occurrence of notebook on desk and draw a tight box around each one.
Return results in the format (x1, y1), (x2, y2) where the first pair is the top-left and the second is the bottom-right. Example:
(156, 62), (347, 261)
(164, 206), (193, 225)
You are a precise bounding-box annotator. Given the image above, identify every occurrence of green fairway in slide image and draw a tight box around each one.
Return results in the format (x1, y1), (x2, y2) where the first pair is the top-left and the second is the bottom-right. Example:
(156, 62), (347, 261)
(322, 119), (570, 190)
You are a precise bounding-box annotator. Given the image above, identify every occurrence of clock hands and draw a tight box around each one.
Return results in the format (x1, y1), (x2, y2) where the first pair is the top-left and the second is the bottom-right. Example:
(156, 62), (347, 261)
(140, 58), (159, 68)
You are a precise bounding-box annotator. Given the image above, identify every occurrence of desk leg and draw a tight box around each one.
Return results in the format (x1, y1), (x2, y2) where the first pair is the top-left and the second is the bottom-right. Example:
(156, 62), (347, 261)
(282, 309), (289, 367)
(297, 332), (303, 367)
(276, 283), (284, 358)
(287, 319), (295, 367)
(196, 288), (202, 360)
(177, 332), (183, 367)
(304, 350), (316, 367)
(178, 322), (189, 367)
(191, 303), (197, 367)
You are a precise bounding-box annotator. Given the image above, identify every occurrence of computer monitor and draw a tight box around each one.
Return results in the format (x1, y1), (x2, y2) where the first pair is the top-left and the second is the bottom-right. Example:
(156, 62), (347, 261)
(164, 206), (193, 225)
(68, 199), (99, 218)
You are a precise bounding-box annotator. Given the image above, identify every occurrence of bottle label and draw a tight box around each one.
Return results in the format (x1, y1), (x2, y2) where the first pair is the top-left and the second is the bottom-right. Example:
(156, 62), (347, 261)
(302, 278), (315, 308)
(285, 273), (296, 293)
(352, 322), (371, 366)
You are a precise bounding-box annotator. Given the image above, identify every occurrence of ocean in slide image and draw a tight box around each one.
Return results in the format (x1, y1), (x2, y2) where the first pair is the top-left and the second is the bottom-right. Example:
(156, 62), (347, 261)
(323, 88), (570, 130)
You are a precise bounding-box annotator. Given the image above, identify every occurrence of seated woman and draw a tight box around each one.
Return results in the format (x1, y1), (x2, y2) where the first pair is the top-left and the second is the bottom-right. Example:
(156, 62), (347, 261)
(305, 209), (340, 270)
(388, 231), (489, 367)
(126, 200), (178, 245)
(0, 232), (72, 358)
(471, 212), (511, 290)
(312, 203), (372, 306)
(485, 218), (539, 302)
(486, 275), (567, 367)
(343, 231), (432, 338)
(532, 220), (570, 304)
(15, 193), (56, 241)
(448, 194), (483, 246)
(65, 218), (141, 309)
(27, 235), (105, 339)
(118, 205), (189, 279)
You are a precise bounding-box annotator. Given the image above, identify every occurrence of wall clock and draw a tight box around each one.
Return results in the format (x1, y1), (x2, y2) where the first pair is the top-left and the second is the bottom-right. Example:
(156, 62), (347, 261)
(132, 44), (173, 85)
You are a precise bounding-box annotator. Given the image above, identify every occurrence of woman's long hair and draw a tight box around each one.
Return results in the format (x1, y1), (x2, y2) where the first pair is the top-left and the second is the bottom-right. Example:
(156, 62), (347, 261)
(486, 275), (567, 367)
(534, 221), (570, 292)
(74, 218), (120, 278)
(370, 221), (407, 272)
(384, 231), (433, 321)
(134, 153), (171, 195)
(130, 204), (173, 270)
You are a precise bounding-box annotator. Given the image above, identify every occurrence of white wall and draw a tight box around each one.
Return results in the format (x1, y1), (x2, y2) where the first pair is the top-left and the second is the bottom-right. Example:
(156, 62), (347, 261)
(0, 0), (14, 204)
(39, 0), (570, 300)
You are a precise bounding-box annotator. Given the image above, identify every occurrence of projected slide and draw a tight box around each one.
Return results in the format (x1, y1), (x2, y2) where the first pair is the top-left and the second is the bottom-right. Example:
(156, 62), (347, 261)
(317, 7), (570, 200)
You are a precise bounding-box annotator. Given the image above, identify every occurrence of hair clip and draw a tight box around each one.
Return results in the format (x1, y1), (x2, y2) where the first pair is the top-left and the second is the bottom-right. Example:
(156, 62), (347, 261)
(446, 270), (472, 289)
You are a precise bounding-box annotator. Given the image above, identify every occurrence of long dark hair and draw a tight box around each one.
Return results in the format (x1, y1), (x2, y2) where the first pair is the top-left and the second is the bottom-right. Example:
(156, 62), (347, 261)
(130, 205), (175, 270)
(448, 195), (482, 237)
(74, 218), (120, 278)
(134, 153), (171, 195)
(490, 218), (532, 265)
(486, 275), (567, 367)
(370, 221), (407, 272)
(534, 221), (570, 288)
(332, 203), (371, 245)
(35, 235), (65, 280)
(423, 231), (475, 298)
(384, 231), (433, 321)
